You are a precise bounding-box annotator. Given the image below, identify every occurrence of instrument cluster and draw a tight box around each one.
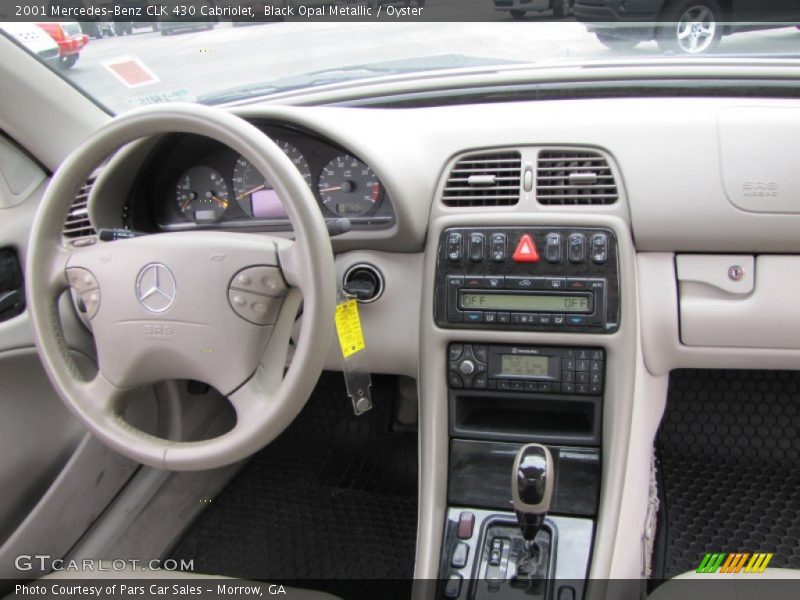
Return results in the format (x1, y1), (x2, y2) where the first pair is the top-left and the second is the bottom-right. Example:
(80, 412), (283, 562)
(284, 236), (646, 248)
(138, 123), (395, 232)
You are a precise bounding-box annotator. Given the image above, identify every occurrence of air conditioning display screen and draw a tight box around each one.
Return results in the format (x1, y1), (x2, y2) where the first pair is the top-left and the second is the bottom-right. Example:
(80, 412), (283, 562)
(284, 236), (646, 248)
(459, 291), (590, 313)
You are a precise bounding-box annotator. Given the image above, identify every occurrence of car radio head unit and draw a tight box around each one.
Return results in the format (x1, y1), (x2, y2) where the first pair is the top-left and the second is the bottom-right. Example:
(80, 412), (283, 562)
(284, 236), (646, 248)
(434, 227), (620, 333)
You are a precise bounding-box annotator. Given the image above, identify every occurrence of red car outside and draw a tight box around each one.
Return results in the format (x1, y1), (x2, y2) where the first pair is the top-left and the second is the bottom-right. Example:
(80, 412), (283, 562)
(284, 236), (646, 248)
(35, 22), (88, 70)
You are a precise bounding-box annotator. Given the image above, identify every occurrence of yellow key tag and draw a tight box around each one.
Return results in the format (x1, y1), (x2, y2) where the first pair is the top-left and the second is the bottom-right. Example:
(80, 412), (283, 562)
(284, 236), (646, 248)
(335, 299), (365, 359)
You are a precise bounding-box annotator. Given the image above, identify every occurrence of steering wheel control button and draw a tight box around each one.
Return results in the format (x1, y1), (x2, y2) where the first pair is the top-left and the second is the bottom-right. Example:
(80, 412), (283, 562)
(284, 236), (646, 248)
(512, 234), (539, 262)
(79, 290), (101, 319)
(66, 267), (99, 294)
(230, 266), (287, 297)
(228, 289), (281, 326)
(136, 263), (177, 313)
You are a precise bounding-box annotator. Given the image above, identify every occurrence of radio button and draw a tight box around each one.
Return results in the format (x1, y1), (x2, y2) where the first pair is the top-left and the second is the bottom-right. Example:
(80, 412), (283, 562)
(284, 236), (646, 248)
(590, 360), (603, 373)
(546, 278), (566, 290)
(497, 380), (511, 391)
(576, 384), (590, 394)
(510, 381), (525, 392)
(484, 312), (497, 324)
(562, 358), (576, 371)
(524, 382), (539, 392)
(464, 311), (483, 323)
(545, 233), (563, 263)
(590, 372), (603, 385)
(568, 233), (586, 264)
(590, 349), (604, 361)
(473, 374), (488, 389)
(540, 382), (553, 393)
(577, 372), (590, 384)
(449, 344), (464, 361)
(562, 383), (576, 394)
(469, 233), (485, 262)
(590, 384), (603, 395)
(473, 345), (488, 362)
(449, 371), (464, 388)
(563, 371), (575, 383)
(576, 359), (590, 372)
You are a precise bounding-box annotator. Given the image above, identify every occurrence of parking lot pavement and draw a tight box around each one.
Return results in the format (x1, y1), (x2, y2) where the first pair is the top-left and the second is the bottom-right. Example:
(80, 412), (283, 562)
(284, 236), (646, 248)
(59, 17), (800, 113)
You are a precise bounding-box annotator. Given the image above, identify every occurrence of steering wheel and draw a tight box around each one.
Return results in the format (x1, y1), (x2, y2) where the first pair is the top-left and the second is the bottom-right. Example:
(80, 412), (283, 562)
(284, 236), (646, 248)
(26, 104), (336, 471)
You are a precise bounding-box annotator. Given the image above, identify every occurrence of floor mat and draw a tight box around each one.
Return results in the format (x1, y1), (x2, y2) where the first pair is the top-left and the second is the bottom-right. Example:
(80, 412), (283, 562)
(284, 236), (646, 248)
(171, 372), (418, 599)
(653, 369), (800, 579)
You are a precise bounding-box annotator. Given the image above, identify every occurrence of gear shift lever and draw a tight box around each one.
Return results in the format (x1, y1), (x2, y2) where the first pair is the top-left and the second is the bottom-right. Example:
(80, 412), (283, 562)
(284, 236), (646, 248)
(511, 443), (553, 543)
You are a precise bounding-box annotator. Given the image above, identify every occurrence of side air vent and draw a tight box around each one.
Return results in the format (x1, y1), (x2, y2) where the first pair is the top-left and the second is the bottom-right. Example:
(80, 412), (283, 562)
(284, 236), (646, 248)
(442, 151), (522, 207)
(536, 150), (618, 205)
(63, 177), (97, 239)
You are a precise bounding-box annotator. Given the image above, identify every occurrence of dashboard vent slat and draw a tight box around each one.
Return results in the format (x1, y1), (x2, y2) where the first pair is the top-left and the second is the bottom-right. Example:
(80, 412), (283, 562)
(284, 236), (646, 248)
(442, 151), (521, 207)
(536, 150), (618, 206)
(63, 177), (97, 239)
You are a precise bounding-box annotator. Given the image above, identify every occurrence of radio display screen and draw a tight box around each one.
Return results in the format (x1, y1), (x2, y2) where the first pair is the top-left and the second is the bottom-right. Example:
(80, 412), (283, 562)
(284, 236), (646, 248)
(459, 291), (590, 313)
(500, 354), (550, 377)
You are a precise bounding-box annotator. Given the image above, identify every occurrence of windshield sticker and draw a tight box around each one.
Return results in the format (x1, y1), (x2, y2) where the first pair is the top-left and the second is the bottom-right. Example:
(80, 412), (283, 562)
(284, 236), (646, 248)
(102, 56), (160, 89)
(128, 89), (196, 108)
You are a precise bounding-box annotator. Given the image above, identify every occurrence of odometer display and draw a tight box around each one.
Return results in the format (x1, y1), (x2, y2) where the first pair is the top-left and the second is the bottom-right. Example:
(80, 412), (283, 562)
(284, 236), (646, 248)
(317, 154), (382, 217)
(232, 140), (311, 219)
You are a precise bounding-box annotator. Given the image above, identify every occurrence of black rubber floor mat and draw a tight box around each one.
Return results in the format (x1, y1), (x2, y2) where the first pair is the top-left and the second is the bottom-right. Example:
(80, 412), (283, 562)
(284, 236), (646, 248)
(653, 369), (800, 579)
(171, 372), (417, 599)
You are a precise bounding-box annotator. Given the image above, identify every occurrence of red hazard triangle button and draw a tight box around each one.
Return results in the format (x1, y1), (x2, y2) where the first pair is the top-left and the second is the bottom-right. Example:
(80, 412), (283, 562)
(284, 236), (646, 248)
(513, 234), (539, 262)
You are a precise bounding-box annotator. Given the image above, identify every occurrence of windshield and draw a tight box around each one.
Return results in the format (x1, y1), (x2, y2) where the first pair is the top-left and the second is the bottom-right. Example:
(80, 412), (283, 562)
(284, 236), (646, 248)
(4, 1), (800, 113)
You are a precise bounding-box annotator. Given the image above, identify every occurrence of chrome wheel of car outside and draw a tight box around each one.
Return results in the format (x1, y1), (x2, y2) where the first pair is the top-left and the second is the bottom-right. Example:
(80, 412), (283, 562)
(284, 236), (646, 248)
(675, 5), (717, 53)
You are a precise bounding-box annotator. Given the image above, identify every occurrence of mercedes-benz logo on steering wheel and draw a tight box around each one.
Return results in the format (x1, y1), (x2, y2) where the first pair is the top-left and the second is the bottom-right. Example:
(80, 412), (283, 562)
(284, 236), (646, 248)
(136, 263), (177, 313)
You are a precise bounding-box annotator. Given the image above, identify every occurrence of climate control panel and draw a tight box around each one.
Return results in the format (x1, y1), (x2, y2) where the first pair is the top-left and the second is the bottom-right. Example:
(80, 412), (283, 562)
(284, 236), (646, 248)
(434, 227), (620, 333)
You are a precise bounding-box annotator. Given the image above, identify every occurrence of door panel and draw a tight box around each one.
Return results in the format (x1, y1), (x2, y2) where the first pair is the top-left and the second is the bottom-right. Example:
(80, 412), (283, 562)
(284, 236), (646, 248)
(0, 133), (87, 544)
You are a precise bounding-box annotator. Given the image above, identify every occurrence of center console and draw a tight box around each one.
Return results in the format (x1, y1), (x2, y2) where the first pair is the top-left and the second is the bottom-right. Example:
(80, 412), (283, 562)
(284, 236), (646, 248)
(436, 227), (619, 600)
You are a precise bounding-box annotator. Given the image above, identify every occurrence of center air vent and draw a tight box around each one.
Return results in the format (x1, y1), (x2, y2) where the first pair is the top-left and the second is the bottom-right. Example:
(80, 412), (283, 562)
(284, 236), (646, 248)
(442, 151), (521, 207)
(536, 150), (618, 205)
(63, 177), (97, 239)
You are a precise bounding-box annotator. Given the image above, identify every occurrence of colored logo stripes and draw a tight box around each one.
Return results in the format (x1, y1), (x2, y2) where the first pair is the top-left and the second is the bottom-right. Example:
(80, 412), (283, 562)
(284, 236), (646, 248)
(696, 552), (774, 574)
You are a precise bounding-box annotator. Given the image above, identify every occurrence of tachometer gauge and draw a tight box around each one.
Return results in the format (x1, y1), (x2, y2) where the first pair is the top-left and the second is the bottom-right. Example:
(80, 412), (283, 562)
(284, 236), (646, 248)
(232, 140), (311, 219)
(175, 166), (230, 222)
(317, 154), (382, 217)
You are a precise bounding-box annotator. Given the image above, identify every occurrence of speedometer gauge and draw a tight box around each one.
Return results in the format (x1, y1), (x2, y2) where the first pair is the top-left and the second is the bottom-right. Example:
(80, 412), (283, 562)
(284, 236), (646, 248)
(317, 154), (382, 217)
(175, 166), (229, 223)
(232, 140), (311, 219)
